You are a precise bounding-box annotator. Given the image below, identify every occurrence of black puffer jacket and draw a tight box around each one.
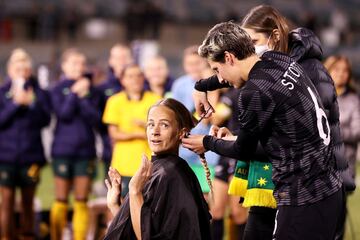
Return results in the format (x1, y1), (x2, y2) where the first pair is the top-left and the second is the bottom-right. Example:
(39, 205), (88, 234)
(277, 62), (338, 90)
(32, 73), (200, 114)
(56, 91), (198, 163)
(289, 27), (355, 191)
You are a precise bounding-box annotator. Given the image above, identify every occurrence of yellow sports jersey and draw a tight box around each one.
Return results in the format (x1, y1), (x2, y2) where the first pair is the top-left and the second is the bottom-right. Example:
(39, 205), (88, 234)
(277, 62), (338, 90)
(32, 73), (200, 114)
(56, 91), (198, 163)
(103, 91), (161, 176)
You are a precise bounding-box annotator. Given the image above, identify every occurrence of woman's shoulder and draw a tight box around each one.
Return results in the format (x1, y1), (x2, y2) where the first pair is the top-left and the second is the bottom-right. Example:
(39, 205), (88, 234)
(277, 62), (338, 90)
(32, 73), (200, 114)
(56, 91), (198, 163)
(51, 79), (72, 92)
(143, 91), (162, 102)
(151, 155), (192, 182)
(105, 91), (127, 106)
(0, 81), (11, 93)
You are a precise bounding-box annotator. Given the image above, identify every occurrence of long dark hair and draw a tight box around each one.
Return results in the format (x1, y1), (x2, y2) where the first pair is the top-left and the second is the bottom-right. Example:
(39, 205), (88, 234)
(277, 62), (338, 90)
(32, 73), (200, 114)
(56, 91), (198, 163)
(324, 55), (355, 92)
(241, 5), (290, 53)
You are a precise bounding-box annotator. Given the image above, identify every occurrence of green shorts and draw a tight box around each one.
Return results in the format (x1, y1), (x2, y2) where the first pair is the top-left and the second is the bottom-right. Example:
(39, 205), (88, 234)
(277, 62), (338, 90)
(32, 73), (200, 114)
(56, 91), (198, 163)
(52, 158), (96, 179)
(104, 161), (111, 178)
(0, 163), (41, 187)
(190, 164), (215, 193)
(121, 176), (131, 198)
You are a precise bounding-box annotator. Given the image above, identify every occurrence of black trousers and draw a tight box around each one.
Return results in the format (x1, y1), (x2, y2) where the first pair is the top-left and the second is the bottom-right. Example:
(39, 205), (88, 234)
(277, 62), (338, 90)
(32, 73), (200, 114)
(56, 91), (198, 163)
(243, 206), (277, 240)
(273, 188), (345, 240)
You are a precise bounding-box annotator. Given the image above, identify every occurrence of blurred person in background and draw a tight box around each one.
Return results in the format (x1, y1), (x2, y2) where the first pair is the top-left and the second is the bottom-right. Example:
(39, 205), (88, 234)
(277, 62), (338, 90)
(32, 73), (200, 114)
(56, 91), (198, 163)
(324, 55), (360, 240)
(0, 48), (51, 240)
(172, 45), (208, 112)
(50, 48), (100, 240)
(144, 55), (174, 97)
(102, 64), (160, 200)
(88, 43), (134, 239)
(97, 44), (133, 180)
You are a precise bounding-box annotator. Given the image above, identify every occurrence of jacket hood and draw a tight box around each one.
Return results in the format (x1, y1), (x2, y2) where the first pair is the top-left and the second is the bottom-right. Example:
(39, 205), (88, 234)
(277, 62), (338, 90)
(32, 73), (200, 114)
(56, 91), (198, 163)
(289, 27), (323, 62)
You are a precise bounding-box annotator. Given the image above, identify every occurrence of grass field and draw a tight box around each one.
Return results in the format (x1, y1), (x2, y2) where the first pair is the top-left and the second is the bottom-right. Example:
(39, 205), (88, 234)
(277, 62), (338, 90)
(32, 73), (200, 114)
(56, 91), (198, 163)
(344, 164), (360, 240)
(36, 162), (360, 240)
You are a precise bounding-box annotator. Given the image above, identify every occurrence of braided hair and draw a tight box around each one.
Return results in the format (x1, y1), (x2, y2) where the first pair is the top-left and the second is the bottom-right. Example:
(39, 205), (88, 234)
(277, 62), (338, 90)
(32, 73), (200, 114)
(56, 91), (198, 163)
(199, 153), (214, 202)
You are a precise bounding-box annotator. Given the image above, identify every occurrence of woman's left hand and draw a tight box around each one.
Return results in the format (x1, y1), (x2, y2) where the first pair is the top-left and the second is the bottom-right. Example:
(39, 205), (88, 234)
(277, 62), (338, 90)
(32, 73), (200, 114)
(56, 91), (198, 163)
(129, 154), (153, 195)
(105, 167), (122, 215)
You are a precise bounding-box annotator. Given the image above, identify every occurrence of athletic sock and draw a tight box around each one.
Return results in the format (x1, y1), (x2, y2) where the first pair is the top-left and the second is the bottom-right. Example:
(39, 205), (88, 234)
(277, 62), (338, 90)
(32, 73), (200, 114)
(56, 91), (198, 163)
(50, 201), (68, 240)
(72, 200), (89, 240)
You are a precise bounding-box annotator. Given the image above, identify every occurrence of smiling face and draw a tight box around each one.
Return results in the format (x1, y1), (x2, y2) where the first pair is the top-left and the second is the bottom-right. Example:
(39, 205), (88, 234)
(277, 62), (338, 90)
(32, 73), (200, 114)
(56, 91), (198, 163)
(146, 106), (183, 155)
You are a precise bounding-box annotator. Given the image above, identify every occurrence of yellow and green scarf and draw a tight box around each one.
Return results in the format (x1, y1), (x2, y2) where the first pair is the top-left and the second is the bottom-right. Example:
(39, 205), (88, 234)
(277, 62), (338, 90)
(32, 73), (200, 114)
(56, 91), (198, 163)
(228, 160), (277, 209)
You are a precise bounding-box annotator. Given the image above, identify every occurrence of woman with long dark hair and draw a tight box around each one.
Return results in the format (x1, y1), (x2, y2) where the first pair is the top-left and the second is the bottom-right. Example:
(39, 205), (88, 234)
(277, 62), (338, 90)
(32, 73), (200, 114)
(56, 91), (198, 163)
(324, 55), (360, 239)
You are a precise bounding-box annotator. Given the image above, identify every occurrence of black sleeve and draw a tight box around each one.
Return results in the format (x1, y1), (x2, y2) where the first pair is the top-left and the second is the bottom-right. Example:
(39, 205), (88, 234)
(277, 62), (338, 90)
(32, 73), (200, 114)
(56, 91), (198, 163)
(104, 196), (136, 240)
(194, 75), (231, 92)
(203, 128), (258, 160)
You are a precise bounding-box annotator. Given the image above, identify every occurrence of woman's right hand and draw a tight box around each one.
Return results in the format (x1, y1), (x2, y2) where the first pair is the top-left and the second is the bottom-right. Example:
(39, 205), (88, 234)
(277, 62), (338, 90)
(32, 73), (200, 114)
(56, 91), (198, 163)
(129, 154), (152, 196)
(193, 90), (214, 118)
(71, 78), (90, 97)
(105, 167), (122, 216)
(13, 87), (34, 106)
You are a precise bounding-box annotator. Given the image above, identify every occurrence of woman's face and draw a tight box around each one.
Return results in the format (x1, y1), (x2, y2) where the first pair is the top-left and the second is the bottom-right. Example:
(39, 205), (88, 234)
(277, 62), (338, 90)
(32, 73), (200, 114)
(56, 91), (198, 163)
(62, 53), (86, 80)
(146, 106), (182, 155)
(8, 60), (32, 80)
(121, 66), (145, 94)
(243, 27), (273, 49)
(329, 59), (350, 88)
(183, 53), (207, 81)
(109, 46), (133, 78)
(208, 57), (246, 89)
(144, 58), (169, 87)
